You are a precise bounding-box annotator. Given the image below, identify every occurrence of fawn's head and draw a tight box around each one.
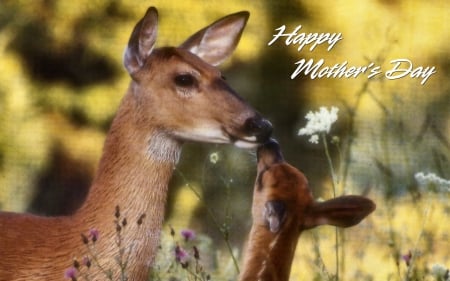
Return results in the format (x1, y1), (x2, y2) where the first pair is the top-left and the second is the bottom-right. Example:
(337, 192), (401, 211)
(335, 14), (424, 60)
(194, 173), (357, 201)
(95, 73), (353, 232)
(254, 139), (376, 234)
(123, 7), (272, 148)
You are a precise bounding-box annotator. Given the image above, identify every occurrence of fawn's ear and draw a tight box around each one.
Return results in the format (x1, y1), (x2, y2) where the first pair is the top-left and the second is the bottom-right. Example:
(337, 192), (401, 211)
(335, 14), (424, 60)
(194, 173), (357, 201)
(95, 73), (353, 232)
(264, 200), (286, 233)
(124, 7), (158, 75)
(303, 195), (376, 230)
(179, 11), (249, 66)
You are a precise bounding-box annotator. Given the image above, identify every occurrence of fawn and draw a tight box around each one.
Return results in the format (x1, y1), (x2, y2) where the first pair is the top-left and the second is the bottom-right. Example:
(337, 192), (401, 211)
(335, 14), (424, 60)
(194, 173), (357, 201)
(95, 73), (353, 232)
(0, 7), (272, 281)
(239, 140), (375, 281)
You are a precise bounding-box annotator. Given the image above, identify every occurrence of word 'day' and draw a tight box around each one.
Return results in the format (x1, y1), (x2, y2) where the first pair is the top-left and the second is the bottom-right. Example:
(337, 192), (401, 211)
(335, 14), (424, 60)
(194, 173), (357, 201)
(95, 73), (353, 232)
(385, 58), (436, 85)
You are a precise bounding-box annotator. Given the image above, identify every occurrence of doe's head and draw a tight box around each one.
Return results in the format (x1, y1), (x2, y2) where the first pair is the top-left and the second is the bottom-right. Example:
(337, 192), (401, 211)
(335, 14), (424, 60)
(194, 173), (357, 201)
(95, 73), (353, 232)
(122, 7), (272, 148)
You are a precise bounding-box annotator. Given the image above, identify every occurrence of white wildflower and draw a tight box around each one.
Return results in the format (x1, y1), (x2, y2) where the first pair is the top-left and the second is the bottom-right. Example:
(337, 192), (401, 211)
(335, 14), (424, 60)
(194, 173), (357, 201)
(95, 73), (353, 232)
(298, 106), (339, 144)
(414, 172), (450, 193)
(209, 152), (219, 164)
(309, 134), (319, 144)
(430, 263), (449, 281)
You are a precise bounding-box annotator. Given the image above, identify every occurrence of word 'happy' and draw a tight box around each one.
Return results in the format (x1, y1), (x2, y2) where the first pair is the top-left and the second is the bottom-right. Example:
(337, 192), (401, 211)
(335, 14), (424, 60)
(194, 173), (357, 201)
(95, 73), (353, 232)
(268, 25), (437, 85)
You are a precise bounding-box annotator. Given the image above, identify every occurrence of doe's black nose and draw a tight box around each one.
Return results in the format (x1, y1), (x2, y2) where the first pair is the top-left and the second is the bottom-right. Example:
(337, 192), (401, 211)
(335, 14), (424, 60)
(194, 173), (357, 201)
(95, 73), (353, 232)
(244, 116), (273, 143)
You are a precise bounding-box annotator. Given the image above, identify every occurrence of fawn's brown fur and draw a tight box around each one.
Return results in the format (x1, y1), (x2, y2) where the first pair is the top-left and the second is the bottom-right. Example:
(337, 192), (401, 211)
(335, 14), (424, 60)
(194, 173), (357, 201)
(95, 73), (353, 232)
(239, 140), (375, 281)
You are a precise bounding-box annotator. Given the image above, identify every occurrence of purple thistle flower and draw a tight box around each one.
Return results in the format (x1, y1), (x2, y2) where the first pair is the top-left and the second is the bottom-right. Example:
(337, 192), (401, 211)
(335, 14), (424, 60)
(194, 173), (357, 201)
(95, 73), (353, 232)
(402, 250), (412, 266)
(81, 233), (89, 245)
(193, 246), (200, 260)
(72, 259), (80, 269)
(137, 213), (146, 226)
(64, 267), (78, 280)
(175, 245), (189, 264)
(115, 205), (121, 219)
(181, 229), (196, 241)
(89, 228), (99, 243)
(82, 256), (91, 268)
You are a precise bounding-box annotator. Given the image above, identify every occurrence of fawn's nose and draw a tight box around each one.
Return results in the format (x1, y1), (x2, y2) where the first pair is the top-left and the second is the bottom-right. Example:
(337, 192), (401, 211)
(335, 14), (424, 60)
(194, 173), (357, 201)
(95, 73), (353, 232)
(257, 138), (284, 166)
(244, 116), (273, 143)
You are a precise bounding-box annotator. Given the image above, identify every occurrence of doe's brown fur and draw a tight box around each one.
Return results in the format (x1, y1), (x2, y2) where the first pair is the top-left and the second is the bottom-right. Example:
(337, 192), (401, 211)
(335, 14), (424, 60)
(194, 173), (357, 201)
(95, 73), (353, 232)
(0, 7), (272, 280)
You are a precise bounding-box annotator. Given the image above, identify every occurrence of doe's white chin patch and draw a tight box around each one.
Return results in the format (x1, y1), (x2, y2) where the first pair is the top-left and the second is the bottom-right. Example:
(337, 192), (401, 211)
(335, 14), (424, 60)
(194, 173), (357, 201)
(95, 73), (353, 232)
(242, 135), (258, 142)
(174, 127), (229, 144)
(147, 132), (182, 164)
(234, 139), (259, 149)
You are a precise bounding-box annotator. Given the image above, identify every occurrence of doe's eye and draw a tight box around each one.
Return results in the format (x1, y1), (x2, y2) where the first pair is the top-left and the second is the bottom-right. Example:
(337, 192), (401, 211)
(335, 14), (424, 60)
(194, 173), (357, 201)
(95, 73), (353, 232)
(174, 73), (196, 87)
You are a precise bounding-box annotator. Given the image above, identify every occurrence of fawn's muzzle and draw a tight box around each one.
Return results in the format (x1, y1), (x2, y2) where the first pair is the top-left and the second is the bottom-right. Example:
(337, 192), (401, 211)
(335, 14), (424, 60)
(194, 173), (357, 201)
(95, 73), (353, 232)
(257, 139), (284, 163)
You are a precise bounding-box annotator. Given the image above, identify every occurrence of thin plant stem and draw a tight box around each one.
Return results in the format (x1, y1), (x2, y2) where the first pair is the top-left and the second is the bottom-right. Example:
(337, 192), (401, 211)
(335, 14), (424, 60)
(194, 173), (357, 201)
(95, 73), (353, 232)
(332, 138), (347, 279)
(115, 225), (128, 281)
(219, 175), (241, 275)
(321, 133), (339, 281)
(333, 138), (345, 195)
(85, 242), (113, 280)
(311, 232), (334, 281)
(175, 169), (241, 274)
(404, 197), (432, 281)
(182, 265), (205, 281)
(322, 133), (338, 197)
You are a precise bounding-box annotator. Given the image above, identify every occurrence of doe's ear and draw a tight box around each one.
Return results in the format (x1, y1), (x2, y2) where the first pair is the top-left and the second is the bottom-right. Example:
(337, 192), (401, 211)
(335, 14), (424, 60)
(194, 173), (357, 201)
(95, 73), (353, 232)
(124, 7), (158, 75)
(180, 11), (249, 66)
(303, 195), (376, 230)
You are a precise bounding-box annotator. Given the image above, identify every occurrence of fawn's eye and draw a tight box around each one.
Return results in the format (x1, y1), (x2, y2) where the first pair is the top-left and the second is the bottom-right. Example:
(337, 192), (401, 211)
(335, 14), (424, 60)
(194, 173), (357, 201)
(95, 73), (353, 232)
(174, 73), (196, 88)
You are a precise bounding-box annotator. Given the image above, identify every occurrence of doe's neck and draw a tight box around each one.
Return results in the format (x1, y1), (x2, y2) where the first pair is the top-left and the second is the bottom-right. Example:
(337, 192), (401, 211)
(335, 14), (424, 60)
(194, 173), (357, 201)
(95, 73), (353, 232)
(66, 94), (184, 279)
(75, 94), (182, 233)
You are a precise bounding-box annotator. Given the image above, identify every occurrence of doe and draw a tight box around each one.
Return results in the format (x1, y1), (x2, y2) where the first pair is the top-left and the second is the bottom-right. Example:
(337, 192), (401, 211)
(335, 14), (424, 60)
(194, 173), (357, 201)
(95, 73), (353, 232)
(0, 7), (271, 281)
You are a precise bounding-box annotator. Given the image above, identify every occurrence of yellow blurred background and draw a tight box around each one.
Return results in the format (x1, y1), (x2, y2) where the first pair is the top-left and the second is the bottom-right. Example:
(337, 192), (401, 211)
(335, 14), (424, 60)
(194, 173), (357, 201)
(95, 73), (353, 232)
(0, 0), (448, 280)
